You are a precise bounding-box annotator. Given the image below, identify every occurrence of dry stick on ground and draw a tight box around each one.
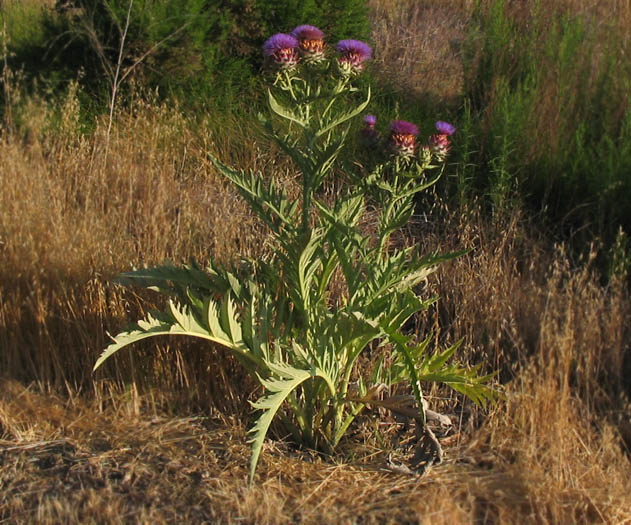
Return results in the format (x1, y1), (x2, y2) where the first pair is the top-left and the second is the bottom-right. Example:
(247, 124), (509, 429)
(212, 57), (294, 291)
(346, 385), (452, 474)
(379, 395), (450, 474)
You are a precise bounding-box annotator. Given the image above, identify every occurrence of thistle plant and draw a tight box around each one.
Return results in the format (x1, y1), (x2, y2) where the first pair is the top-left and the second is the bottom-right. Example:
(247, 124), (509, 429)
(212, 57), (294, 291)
(94, 25), (496, 482)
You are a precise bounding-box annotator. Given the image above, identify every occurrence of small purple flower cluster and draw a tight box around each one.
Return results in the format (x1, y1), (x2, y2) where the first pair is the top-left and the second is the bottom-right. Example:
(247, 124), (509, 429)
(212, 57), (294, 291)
(359, 114), (380, 146)
(360, 117), (456, 161)
(263, 25), (372, 73)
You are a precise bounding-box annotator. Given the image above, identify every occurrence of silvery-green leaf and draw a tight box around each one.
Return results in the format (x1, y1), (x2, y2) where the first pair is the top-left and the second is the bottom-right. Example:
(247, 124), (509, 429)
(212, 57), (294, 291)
(247, 362), (333, 483)
(315, 86), (371, 138)
(268, 89), (308, 127)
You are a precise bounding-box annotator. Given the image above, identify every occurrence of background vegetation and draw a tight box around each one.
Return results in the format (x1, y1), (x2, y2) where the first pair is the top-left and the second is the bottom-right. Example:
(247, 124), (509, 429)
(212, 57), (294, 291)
(1, 0), (370, 110)
(1, 0), (630, 522)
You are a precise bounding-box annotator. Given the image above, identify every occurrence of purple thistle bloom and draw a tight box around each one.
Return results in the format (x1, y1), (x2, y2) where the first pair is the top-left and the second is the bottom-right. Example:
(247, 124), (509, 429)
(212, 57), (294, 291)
(336, 39), (372, 74)
(291, 25), (324, 41)
(435, 120), (456, 136)
(263, 33), (300, 69)
(337, 39), (372, 60)
(360, 114), (380, 146)
(389, 120), (419, 158)
(263, 33), (298, 56)
(364, 114), (377, 127)
(390, 120), (419, 136)
(429, 134), (451, 161)
(431, 122), (455, 160)
(291, 25), (326, 60)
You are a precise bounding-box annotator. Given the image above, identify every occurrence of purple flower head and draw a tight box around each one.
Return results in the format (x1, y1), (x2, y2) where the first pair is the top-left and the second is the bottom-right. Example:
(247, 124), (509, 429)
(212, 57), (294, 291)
(291, 25), (324, 41)
(263, 33), (300, 69)
(390, 120), (419, 136)
(336, 39), (372, 74)
(291, 25), (325, 58)
(364, 114), (377, 127)
(263, 33), (298, 56)
(337, 39), (372, 60)
(389, 120), (419, 158)
(435, 121), (456, 136)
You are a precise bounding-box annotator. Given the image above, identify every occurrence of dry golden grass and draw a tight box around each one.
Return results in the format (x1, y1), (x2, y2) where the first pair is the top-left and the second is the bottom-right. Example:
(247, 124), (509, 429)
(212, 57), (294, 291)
(368, 0), (471, 102)
(0, 90), (275, 411)
(2, 360), (630, 523)
(2, 101), (630, 521)
(1, 1), (631, 523)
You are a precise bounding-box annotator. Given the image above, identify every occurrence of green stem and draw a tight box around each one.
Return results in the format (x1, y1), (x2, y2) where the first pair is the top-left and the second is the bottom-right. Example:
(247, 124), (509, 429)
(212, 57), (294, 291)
(378, 196), (400, 256)
(283, 70), (298, 101)
(322, 95), (339, 120)
(333, 77), (349, 95)
(302, 179), (312, 233)
(333, 403), (365, 447)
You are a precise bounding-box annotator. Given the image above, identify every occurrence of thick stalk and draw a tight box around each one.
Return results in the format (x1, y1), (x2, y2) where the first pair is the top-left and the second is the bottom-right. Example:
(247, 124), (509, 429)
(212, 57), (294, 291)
(302, 178), (312, 233)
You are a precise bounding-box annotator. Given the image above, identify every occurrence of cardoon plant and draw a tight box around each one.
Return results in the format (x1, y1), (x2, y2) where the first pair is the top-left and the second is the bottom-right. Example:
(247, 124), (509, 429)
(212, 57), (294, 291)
(94, 26), (495, 482)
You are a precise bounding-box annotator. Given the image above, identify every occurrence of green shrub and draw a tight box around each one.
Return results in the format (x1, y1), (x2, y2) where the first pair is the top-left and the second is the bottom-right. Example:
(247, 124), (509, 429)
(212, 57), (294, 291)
(2, 0), (371, 113)
(456, 0), (631, 244)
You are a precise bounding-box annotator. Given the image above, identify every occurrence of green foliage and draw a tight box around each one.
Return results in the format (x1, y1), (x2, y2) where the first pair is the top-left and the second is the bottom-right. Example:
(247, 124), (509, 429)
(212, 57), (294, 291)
(608, 227), (631, 282)
(456, 0), (631, 243)
(94, 33), (496, 483)
(1, 0), (370, 112)
(0, 3), (70, 105)
(254, 0), (370, 44)
(0, 2), (49, 51)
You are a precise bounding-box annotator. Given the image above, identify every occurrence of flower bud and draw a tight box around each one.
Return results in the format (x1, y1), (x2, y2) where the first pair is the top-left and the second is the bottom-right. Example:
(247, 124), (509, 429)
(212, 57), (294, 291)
(419, 144), (432, 166)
